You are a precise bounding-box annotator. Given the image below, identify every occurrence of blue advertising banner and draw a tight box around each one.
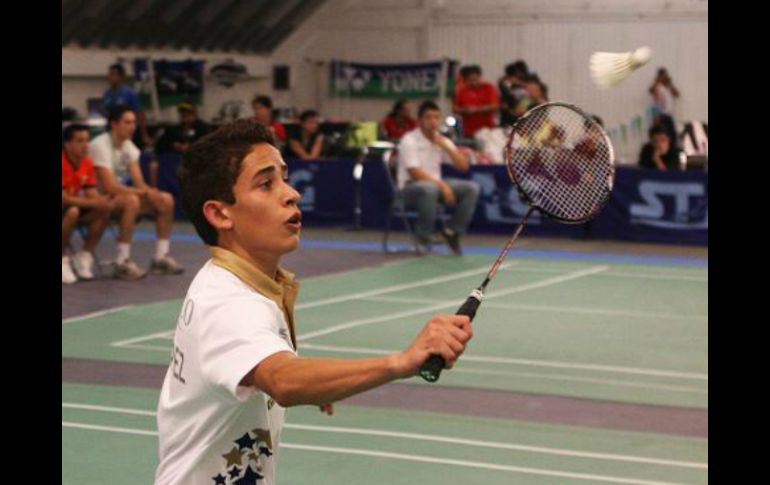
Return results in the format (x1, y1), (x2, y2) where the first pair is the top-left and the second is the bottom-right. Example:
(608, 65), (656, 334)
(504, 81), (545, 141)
(160, 154), (707, 246)
(591, 168), (708, 245)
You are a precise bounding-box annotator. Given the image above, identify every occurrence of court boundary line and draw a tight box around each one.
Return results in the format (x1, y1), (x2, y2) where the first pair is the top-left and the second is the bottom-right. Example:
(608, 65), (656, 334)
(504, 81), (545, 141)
(62, 420), (696, 485)
(60, 402), (706, 470)
(298, 344), (707, 380)
(298, 265), (610, 341)
(363, 295), (707, 321)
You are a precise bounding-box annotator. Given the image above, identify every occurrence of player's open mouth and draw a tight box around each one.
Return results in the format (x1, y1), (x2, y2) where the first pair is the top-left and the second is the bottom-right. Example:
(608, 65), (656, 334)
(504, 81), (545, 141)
(285, 212), (302, 232)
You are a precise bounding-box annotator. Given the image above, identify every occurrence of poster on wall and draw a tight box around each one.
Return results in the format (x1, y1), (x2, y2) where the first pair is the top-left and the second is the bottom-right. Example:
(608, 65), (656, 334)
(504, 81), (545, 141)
(133, 59), (206, 109)
(330, 60), (458, 99)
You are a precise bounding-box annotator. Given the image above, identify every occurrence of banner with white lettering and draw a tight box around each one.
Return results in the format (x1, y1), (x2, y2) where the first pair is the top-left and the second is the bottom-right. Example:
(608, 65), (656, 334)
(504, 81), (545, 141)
(591, 168), (708, 245)
(330, 60), (458, 99)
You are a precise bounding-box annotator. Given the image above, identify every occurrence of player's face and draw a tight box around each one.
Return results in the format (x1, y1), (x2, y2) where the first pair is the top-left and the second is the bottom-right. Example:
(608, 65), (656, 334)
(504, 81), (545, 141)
(65, 130), (90, 161)
(228, 143), (302, 257)
(180, 109), (197, 125)
(652, 133), (670, 153)
(107, 69), (122, 88)
(302, 116), (319, 134)
(111, 111), (137, 141)
(465, 73), (481, 87)
(252, 103), (271, 123)
(418, 109), (442, 132)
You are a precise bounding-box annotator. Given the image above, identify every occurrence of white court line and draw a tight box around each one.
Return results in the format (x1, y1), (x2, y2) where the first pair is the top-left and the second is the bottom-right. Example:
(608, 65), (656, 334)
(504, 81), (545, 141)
(60, 404), (706, 472)
(63, 421), (158, 436)
(364, 295), (707, 322)
(295, 262), (517, 310)
(300, 344), (707, 380)
(453, 368), (707, 394)
(62, 305), (135, 325)
(115, 343), (171, 352)
(61, 420), (694, 484)
(282, 444), (694, 485)
(506, 266), (707, 283)
(111, 330), (174, 348)
(298, 265), (609, 341)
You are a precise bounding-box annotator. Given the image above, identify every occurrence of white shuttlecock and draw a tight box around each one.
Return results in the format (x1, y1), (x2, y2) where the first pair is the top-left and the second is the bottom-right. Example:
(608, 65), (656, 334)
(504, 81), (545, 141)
(589, 46), (652, 89)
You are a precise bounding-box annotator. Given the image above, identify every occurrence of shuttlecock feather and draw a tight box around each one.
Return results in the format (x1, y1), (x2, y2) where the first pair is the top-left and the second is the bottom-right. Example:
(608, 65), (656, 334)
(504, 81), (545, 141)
(590, 46), (652, 89)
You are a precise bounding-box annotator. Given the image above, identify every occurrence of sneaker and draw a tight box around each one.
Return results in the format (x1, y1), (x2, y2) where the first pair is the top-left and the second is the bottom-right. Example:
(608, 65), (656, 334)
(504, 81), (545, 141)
(62, 257), (78, 285)
(441, 227), (463, 256)
(115, 259), (148, 280)
(150, 255), (185, 275)
(72, 251), (95, 280)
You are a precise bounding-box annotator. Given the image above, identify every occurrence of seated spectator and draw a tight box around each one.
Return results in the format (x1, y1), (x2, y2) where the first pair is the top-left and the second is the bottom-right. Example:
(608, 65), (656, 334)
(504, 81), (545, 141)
(453, 65), (500, 138)
(498, 60), (530, 127)
(382, 99), (417, 140)
(638, 125), (680, 171)
(90, 105), (185, 279)
(151, 102), (212, 186)
(518, 72), (549, 111)
(398, 101), (481, 255)
(252, 95), (287, 143)
(286, 110), (325, 160)
(61, 124), (114, 284)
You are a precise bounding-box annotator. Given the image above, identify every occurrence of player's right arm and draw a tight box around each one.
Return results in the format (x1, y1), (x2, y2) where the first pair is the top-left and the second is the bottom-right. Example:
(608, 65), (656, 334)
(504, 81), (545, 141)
(246, 314), (472, 408)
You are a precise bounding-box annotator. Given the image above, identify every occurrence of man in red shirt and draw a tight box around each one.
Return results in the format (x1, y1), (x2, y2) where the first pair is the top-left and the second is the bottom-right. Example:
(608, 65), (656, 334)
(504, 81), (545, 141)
(453, 65), (500, 138)
(62, 124), (111, 283)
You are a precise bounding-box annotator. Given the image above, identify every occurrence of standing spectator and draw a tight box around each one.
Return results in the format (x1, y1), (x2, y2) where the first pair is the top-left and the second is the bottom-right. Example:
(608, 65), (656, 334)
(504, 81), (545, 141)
(90, 105), (184, 278)
(498, 60), (530, 127)
(382, 99), (417, 140)
(252, 95), (287, 144)
(453, 65), (500, 138)
(61, 124), (114, 284)
(649, 67), (680, 150)
(286, 110), (325, 160)
(102, 63), (152, 148)
(398, 101), (480, 255)
(638, 125), (680, 171)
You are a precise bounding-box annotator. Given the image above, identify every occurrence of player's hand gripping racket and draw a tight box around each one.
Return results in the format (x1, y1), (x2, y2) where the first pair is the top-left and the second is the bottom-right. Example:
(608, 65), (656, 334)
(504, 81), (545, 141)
(419, 102), (616, 382)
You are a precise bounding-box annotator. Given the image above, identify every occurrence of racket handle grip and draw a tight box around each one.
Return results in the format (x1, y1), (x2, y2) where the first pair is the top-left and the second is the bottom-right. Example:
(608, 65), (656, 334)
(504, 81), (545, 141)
(456, 289), (484, 321)
(419, 289), (484, 383)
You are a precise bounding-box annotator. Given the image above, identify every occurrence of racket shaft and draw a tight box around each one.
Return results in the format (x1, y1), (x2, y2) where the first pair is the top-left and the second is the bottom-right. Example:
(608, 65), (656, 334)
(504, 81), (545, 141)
(418, 209), (534, 383)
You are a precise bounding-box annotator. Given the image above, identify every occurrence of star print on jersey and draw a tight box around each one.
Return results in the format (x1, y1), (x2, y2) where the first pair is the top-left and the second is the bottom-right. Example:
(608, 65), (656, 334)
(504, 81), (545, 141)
(228, 466), (241, 479)
(212, 429), (274, 483)
(235, 432), (257, 451)
(222, 446), (243, 467)
(233, 465), (265, 485)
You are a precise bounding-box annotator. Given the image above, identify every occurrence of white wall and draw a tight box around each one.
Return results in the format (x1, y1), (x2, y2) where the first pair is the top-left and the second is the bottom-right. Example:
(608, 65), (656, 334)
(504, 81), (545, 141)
(272, 0), (708, 162)
(62, 0), (707, 160)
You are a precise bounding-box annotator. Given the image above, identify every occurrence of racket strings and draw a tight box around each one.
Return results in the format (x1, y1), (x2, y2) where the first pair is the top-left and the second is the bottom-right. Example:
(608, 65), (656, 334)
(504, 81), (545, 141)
(508, 105), (614, 222)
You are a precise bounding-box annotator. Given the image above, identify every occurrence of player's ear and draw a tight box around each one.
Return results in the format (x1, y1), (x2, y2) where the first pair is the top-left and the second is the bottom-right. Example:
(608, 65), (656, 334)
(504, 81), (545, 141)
(202, 200), (233, 231)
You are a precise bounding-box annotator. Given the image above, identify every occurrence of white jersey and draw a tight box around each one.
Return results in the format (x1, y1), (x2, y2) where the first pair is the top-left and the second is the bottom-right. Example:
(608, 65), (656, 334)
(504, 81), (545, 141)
(396, 128), (456, 189)
(155, 248), (299, 485)
(89, 131), (141, 184)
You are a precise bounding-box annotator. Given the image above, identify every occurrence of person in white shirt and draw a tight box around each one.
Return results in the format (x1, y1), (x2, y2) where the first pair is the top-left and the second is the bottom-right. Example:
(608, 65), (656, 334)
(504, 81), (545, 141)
(397, 101), (481, 254)
(90, 105), (184, 279)
(154, 120), (473, 485)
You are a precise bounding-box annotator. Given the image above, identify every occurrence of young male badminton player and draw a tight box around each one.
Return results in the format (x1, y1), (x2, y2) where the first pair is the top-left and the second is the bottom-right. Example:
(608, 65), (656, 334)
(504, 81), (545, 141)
(154, 120), (473, 485)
